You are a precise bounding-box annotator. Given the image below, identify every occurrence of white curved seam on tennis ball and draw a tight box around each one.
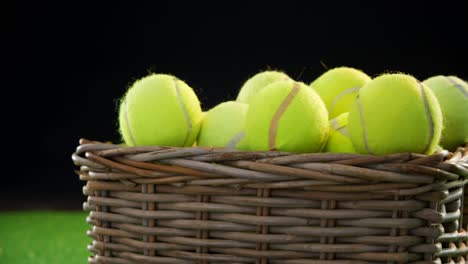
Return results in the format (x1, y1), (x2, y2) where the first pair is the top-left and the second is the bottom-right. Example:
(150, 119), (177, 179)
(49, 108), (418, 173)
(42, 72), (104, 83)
(268, 82), (301, 151)
(446, 76), (468, 97)
(329, 87), (360, 115)
(173, 78), (192, 146)
(337, 126), (349, 137)
(225, 131), (246, 150)
(357, 95), (374, 154)
(419, 82), (434, 154)
(330, 118), (345, 130)
(124, 99), (137, 146)
(330, 118), (350, 138)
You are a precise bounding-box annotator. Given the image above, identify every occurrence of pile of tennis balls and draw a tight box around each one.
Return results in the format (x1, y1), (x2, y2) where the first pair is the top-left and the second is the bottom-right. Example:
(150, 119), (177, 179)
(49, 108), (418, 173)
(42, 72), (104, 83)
(118, 67), (467, 155)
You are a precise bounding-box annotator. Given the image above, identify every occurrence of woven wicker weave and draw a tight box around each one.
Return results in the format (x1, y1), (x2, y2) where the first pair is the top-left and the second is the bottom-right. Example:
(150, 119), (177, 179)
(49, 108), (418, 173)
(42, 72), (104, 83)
(73, 139), (468, 264)
(465, 193), (468, 230)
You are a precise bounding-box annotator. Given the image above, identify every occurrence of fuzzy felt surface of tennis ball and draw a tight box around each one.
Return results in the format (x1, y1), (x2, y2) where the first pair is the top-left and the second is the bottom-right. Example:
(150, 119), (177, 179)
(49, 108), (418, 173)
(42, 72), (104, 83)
(119, 74), (202, 146)
(348, 73), (442, 155)
(197, 101), (248, 149)
(423, 75), (468, 151)
(244, 80), (329, 153)
(310, 66), (371, 119)
(236, 70), (290, 104)
(324, 112), (356, 153)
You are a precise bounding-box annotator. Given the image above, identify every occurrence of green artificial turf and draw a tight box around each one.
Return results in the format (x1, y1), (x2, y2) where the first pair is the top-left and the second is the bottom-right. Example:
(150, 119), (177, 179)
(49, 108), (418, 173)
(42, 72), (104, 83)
(0, 211), (91, 264)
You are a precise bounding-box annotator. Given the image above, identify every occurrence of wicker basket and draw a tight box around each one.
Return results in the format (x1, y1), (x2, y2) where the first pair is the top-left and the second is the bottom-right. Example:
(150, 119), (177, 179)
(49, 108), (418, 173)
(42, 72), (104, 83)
(73, 139), (468, 264)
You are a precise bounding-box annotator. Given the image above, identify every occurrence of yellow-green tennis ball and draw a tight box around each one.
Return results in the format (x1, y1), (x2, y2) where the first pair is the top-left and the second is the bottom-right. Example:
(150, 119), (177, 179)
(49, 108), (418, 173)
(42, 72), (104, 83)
(324, 113), (356, 153)
(197, 101), (248, 149)
(310, 66), (371, 119)
(423, 75), (468, 151)
(119, 74), (202, 146)
(244, 80), (329, 153)
(235, 138), (250, 151)
(191, 111), (207, 147)
(348, 73), (443, 155)
(236, 70), (290, 104)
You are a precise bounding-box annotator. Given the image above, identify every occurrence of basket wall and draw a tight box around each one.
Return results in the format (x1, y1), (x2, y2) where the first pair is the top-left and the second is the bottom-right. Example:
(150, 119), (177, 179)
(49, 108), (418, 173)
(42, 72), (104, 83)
(73, 140), (468, 264)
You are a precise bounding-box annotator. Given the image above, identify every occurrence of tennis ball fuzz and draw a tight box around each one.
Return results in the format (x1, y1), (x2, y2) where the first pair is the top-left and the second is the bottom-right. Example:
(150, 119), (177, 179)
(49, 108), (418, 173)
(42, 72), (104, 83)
(244, 80), (329, 153)
(236, 70), (290, 104)
(197, 101), (248, 149)
(423, 75), (468, 151)
(311, 66), (371, 119)
(348, 73), (443, 155)
(324, 113), (356, 153)
(119, 74), (202, 146)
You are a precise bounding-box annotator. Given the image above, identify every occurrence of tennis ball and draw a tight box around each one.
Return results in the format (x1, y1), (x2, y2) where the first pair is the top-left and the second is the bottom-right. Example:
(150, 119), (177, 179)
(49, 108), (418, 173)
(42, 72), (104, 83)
(197, 101), (248, 149)
(236, 70), (290, 104)
(324, 113), (356, 153)
(423, 75), (468, 151)
(191, 112), (207, 147)
(244, 80), (329, 153)
(119, 74), (202, 146)
(348, 73), (443, 155)
(310, 66), (371, 119)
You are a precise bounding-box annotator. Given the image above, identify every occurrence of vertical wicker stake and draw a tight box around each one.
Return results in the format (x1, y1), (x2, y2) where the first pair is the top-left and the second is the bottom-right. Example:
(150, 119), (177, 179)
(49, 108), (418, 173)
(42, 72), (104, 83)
(142, 184), (156, 257)
(458, 187), (465, 263)
(465, 186), (468, 231)
(327, 199), (337, 260)
(319, 199), (337, 260)
(96, 190), (111, 258)
(440, 203), (450, 263)
(397, 196), (410, 260)
(387, 193), (401, 264)
(256, 188), (270, 264)
(460, 187), (465, 232)
(443, 189), (464, 264)
(319, 200), (327, 260)
(425, 200), (438, 262)
(196, 194), (209, 264)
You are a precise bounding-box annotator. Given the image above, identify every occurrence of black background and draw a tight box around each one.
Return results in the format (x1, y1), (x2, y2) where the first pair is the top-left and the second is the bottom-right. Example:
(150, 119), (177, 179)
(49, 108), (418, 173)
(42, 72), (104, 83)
(2, 1), (467, 210)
